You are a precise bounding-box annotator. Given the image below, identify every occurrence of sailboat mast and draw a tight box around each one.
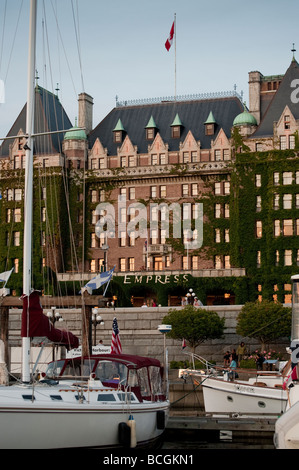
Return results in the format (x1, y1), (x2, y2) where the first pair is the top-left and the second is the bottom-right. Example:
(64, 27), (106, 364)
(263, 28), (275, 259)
(22, 0), (37, 383)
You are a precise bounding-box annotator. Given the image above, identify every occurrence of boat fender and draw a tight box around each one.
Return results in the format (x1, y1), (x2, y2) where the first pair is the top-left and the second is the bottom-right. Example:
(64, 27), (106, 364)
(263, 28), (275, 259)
(127, 414), (137, 448)
(156, 410), (165, 430)
(118, 422), (131, 447)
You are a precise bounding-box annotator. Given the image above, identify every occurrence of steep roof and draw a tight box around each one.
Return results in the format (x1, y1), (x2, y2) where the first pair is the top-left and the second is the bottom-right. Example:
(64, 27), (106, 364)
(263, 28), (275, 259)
(0, 86), (72, 157)
(89, 96), (244, 154)
(252, 59), (299, 138)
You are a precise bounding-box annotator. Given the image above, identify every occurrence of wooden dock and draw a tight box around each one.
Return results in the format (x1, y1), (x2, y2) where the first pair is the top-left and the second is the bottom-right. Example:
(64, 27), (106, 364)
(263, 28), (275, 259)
(165, 413), (276, 448)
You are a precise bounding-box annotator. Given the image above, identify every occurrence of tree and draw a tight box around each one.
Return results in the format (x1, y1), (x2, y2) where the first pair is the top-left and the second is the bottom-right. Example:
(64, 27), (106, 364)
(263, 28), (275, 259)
(236, 300), (291, 351)
(162, 305), (225, 353)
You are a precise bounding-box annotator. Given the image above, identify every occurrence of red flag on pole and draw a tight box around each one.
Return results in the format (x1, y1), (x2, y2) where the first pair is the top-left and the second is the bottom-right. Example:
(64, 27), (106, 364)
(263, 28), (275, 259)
(165, 21), (174, 51)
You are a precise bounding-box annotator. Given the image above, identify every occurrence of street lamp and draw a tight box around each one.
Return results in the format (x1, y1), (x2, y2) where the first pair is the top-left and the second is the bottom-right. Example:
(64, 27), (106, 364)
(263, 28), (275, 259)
(186, 288), (195, 304)
(47, 306), (63, 324)
(92, 307), (104, 345)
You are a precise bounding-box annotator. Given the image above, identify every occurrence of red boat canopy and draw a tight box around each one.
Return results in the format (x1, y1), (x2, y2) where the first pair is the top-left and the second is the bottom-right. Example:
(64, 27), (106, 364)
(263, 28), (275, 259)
(21, 290), (79, 350)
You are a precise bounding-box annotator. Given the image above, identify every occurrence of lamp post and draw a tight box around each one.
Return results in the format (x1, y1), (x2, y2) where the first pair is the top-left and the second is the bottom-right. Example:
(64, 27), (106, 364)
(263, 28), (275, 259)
(47, 307), (63, 360)
(92, 307), (104, 346)
(186, 288), (195, 305)
(158, 324), (172, 398)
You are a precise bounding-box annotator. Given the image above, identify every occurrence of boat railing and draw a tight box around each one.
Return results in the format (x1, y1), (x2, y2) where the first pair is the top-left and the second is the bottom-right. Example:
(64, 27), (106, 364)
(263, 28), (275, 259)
(182, 351), (216, 370)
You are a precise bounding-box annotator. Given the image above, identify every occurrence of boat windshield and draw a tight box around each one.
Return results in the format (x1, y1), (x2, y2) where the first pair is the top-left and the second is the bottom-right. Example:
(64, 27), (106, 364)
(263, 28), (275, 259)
(46, 360), (68, 378)
(94, 360), (127, 384)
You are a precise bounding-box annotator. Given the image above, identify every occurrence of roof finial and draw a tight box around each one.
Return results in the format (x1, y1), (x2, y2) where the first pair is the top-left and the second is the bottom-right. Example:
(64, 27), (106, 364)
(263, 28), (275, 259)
(292, 43), (296, 61)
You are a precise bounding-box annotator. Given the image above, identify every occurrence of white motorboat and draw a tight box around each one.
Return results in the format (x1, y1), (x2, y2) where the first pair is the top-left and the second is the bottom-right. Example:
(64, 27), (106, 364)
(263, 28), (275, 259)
(0, 0), (169, 449)
(201, 373), (288, 418)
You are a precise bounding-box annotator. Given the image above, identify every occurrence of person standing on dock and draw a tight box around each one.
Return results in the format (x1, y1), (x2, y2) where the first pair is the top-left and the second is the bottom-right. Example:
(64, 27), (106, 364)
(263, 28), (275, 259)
(236, 342), (246, 366)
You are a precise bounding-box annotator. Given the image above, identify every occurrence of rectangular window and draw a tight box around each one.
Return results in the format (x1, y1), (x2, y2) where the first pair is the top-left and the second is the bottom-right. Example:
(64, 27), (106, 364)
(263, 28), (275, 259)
(129, 187), (135, 200)
(119, 258), (126, 272)
(150, 186), (157, 198)
(257, 251), (261, 268)
(284, 250), (292, 266)
(283, 172), (293, 185)
(128, 257), (135, 272)
(274, 220), (280, 237)
(290, 135), (295, 149)
(151, 154), (158, 165)
(224, 255), (230, 269)
(224, 181), (230, 195)
(214, 182), (221, 195)
(273, 172), (280, 186)
(256, 195), (261, 212)
(283, 194), (292, 209)
(160, 185), (167, 197)
(215, 203), (221, 218)
(191, 151), (198, 162)
(191, 183), (198, 196)
(182, 184), (189, 196)
(223, 149), (230, 161)
(273, 193), (279, 210)
(255, 174), (261, 187)
(214, 149), (221, 161)
(256, 220), (262, 238)
(192, 256), (198, 270)
(280, 135), (287, 150)
(120, 231), (126, 247)
(183, 152), (189, 163)
(283, 219), (293, 236)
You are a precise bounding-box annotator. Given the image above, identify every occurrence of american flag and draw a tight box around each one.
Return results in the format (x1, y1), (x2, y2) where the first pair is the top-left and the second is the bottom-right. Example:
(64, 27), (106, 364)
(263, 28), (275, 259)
(111, 317), (122, 354)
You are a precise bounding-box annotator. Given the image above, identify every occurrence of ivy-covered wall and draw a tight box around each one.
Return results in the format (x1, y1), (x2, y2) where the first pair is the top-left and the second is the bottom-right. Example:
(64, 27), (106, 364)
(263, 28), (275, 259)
(230, 149), (299, 302)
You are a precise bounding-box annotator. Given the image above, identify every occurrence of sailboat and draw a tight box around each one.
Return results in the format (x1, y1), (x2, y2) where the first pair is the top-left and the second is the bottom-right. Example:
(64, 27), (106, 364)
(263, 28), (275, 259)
(0, 0), (169, 449)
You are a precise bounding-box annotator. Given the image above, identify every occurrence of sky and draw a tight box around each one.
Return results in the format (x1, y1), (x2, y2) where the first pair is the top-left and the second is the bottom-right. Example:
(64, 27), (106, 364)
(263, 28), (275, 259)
(0, 0), (298, 139)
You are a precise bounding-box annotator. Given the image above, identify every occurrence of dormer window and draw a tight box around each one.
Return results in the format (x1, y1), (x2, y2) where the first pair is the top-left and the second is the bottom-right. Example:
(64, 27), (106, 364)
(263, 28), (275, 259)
(284, 115), (290, 130)
(145, 116), (158, 140)
(171, 113), (182, 138)
(204, 111), (217, 135)
(113, 118), (125, 143)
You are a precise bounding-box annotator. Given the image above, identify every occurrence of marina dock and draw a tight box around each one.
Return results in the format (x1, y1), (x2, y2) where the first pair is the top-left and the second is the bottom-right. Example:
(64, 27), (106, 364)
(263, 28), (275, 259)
(166, 377), (277, 448)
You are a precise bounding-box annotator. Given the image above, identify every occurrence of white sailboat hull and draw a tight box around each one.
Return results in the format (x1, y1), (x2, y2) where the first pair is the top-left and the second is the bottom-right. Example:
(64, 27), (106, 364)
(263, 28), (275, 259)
(0, 384), (169, 449)
(202, 377), (287, 417)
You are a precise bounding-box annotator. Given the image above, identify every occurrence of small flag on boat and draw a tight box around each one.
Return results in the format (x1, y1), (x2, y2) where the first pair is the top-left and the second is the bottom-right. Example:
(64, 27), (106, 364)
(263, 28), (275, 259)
(80, 266), (115, 295)
(182, 338), (186, 350)
(111, 317), (122, 354)
(283, 365), (298, 390)
(0, 267), (13, 285)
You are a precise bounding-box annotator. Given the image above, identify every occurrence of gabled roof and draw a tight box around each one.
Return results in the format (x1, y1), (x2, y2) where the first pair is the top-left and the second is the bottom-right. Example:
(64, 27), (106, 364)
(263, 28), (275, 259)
(89, 96), (244, 154)
(0, 86), (72, 157)
(252, 59), (299, 138)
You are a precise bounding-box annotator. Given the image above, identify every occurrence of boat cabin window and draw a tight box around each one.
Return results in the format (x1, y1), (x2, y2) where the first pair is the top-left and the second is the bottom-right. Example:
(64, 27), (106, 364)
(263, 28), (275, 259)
(97, 394), (116, 402)
(128, 369), (139, 388)
(137, 367), (151, 397)
(148, 366), (163, 395)
(117, 392), (138, 402)
(94, 360), (127, 384)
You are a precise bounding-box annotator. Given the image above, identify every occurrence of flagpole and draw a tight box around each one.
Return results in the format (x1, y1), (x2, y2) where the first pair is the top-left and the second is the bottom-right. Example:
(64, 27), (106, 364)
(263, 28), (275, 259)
(174, 13), (176, 100)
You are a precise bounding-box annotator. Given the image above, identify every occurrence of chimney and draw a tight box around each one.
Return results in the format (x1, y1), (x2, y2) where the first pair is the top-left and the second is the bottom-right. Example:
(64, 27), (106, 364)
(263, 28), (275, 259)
(78, 92), (93, 135)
